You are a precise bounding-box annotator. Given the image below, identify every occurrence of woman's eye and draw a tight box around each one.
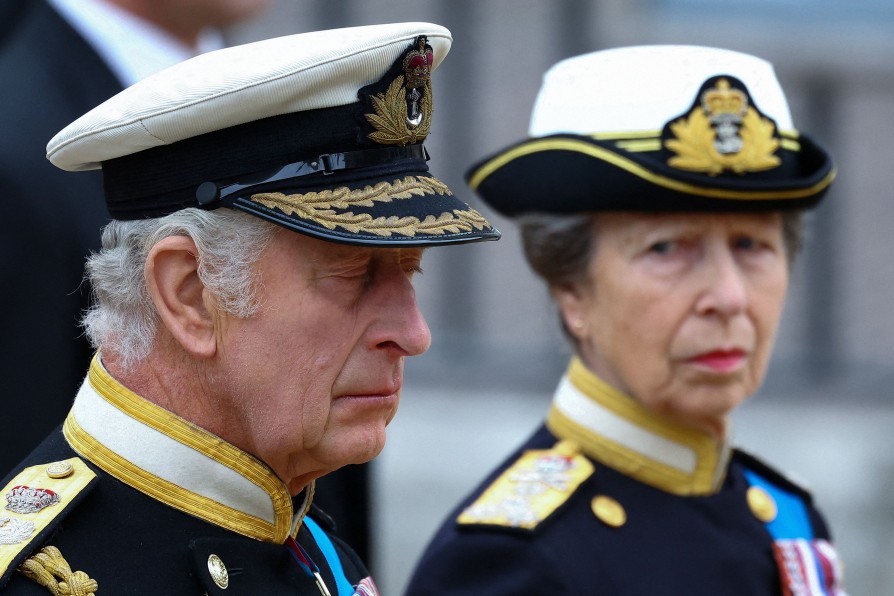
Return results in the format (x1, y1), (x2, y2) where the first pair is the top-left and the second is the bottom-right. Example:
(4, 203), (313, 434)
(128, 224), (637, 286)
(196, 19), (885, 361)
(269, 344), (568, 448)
(733, 236), (758, 250)
(647, 240), (674, 255)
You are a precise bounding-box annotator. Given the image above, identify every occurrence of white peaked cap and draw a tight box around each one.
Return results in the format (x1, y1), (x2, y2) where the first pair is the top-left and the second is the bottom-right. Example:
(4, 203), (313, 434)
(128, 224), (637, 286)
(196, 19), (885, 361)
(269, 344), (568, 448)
(48, 23), (452, 171)
(44, 23), (499, 247)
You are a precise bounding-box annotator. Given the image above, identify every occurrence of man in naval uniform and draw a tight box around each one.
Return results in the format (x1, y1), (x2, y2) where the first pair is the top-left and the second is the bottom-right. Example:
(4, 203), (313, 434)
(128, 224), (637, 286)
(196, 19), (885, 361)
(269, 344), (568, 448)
(0, 23), (498, 595)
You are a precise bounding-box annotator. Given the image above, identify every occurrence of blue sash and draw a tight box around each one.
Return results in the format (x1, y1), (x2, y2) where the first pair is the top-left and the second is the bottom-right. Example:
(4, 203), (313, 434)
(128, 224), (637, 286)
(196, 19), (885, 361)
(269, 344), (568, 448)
(304, 516), (355, 596)
(744, 469), (844, 595)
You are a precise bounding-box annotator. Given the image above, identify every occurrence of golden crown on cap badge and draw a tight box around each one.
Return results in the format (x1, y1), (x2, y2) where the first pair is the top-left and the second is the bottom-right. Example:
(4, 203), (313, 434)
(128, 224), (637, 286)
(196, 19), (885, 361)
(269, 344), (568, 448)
(366, 36), (434, 145)
(666, 77), (781, 175)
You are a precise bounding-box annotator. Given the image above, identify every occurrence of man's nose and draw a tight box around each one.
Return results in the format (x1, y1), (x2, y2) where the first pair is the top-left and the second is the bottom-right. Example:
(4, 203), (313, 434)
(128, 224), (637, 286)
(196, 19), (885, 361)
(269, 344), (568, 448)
(369, 268), (432, 357)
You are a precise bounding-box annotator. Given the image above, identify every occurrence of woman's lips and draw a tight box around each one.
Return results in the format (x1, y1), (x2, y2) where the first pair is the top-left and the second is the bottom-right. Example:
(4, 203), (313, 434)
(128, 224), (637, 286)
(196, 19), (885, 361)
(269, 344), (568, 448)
(688, 349), (747, 373)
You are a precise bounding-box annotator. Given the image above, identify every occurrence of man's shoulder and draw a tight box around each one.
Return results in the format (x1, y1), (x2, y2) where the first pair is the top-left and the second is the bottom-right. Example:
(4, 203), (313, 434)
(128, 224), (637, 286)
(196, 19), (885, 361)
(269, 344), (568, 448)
(0, 432), (99, 591)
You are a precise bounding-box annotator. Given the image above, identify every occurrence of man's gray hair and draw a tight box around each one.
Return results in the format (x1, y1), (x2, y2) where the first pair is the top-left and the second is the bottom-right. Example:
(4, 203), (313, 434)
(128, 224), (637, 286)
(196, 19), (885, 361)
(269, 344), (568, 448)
(83, 209), (278, 371)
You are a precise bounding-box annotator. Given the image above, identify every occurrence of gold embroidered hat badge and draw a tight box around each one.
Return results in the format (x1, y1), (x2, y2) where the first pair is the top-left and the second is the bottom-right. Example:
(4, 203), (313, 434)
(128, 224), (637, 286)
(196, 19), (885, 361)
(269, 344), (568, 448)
(365, 36), (434, 145)
(665, 76), (781, 176)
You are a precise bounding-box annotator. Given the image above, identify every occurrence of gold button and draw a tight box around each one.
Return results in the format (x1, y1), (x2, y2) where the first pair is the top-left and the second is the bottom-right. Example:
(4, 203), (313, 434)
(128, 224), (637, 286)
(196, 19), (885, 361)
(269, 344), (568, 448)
(591, 495), (626, 528)
(207, 554), (229, 589)
(747, 486), (777, 523)
(45, 461), (73, 479)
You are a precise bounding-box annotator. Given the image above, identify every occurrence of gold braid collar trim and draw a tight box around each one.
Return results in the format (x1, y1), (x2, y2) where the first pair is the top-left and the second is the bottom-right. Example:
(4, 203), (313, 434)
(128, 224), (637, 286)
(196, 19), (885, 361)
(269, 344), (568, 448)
(251, 175), (491, 238)
(18, 546), (97, 596)
(63, 355), (294, 543)
(546, 358), (729, 496)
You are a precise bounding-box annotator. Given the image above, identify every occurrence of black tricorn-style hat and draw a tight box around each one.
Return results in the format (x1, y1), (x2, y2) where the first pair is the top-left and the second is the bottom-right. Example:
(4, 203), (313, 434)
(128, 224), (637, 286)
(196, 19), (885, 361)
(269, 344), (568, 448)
(466, 45), (835, 216)
(47, 23), (499, 247)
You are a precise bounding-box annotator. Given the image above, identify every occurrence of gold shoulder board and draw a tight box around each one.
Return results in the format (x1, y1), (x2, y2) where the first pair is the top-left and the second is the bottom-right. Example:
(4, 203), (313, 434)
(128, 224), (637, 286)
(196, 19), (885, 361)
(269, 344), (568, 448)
(0, 458), (97, 582)
(457, 440), (594, 530)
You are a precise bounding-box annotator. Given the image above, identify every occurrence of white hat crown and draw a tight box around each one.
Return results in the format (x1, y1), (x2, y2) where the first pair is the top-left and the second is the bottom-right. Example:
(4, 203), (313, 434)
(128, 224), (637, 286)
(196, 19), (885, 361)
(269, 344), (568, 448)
(529, 45), (793, 137)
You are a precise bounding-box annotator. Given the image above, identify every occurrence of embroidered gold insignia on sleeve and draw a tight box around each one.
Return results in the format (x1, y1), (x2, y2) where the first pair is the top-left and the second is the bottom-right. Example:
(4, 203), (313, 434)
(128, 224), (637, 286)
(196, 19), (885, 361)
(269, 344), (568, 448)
(0, 458), (97, 582)
(457, 440), (594, 530)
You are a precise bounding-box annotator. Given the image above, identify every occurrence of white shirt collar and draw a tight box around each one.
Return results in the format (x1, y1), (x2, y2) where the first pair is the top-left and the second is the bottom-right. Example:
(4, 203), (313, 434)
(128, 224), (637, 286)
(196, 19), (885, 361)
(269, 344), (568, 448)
(47, 0), (224, 86)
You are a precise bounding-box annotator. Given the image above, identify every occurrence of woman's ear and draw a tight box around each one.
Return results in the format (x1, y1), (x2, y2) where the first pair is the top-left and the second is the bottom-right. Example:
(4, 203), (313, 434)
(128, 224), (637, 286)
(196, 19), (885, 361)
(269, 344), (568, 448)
(552, 283), (590, 341)
(144, 236), (217, 359)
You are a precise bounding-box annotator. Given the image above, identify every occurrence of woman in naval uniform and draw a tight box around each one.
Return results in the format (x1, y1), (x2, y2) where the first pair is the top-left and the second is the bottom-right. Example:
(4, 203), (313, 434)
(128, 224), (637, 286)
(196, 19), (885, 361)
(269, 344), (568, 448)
(407, 45), (845, 595)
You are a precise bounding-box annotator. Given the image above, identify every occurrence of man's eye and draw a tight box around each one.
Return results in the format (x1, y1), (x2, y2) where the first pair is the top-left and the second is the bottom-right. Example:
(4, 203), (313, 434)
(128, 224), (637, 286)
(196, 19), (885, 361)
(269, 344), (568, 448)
(340, 268), (372, 281)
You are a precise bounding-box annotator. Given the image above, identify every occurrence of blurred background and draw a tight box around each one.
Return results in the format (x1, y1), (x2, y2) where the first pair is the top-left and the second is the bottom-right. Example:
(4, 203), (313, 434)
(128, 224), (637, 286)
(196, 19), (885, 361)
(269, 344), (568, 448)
(229, 2), (894, 593)
(4, 0), (890, 593)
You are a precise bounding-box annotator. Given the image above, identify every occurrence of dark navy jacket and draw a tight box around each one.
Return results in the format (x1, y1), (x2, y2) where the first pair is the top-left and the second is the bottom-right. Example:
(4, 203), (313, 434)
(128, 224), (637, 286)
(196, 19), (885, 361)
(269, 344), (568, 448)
(0, 428), (370, 595)
(407, 424), (835, 595)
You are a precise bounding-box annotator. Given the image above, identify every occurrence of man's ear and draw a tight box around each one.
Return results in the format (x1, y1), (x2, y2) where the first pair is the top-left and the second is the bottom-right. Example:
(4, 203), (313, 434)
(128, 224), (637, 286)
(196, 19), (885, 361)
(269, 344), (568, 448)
(145, 236), (217, 359)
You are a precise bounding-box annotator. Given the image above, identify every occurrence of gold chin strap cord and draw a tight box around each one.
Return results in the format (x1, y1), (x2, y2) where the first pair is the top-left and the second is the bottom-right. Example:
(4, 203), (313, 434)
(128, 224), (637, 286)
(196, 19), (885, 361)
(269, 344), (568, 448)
(18, 546), (98, 596)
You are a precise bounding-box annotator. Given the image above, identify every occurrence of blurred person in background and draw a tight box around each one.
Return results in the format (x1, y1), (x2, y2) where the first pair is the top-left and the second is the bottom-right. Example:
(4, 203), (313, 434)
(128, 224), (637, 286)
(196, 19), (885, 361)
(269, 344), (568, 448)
(0, 23), (498, 594)
(0, 1), (383, 561)
(0, 0), (269, 477)
(407, 45), (845, 595)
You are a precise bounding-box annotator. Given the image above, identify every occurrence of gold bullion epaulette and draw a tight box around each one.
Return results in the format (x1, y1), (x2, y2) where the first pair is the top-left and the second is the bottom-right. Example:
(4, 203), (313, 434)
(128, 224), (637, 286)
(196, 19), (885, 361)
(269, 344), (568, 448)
(457, 440), (593, 530)
(0, 458), (97, 586)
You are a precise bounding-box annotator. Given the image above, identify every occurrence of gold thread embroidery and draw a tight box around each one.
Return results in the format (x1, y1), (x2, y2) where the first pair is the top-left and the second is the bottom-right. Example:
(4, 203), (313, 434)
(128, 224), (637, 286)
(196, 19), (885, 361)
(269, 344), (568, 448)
(87, 365), (292, 535)
(365, 75), (432, 146)
(665, 78), (781, 175)
(59, 357), (295, 543)
(18, 546), (98, 596)
(0, 459), (95, 579)
(63, 415), (282, 543)
(457, 441), (594, 529)
(250, 176), (491, 237)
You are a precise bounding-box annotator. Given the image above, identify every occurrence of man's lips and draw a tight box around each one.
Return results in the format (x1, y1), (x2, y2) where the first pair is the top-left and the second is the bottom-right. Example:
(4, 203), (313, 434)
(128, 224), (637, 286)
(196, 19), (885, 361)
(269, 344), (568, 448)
(687, 349), (747, 372)
(336, 382), (402, 400)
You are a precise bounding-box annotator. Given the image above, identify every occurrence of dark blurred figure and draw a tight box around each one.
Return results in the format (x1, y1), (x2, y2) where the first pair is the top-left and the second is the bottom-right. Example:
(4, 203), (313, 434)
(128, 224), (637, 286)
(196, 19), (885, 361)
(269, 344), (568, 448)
(0, 0), (376, 564)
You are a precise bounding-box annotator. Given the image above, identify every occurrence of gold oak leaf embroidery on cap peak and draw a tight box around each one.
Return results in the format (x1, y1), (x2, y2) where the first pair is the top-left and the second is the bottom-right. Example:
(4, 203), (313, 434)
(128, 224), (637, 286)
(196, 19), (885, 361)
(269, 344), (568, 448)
(250, 176), (490, 237)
